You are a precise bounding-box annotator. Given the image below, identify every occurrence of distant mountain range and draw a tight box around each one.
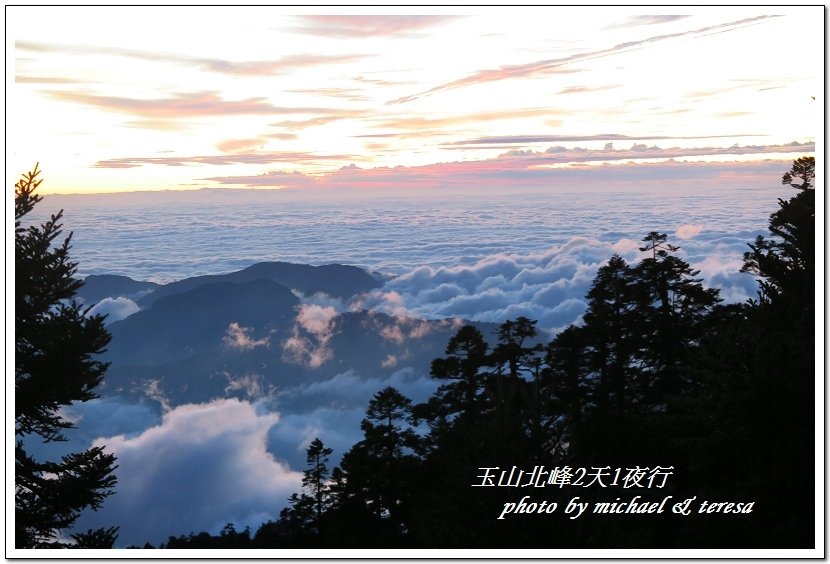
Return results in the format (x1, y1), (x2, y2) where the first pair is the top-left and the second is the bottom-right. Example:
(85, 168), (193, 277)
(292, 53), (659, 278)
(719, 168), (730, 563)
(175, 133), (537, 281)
(84, 261), (498, 408)
(137, 262), (384, 306)
(77, 274), (160, 304)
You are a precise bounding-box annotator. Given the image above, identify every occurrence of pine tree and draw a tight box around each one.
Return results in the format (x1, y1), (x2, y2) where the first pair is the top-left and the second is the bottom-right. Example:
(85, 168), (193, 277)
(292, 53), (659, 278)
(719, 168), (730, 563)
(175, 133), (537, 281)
(427, 325), (489, 419)
(633, 232), (720, 403)
(541, 325), (586, 459)
(742, 156), (814, 310)
(360, 387), (419, 462)
(337, 387), (419, 537)
(302, 438), (333, 528)
(581, 254), (639, 415)
(490, 316), (540, 381)
(15, 165), (118, 548)
(685, 157), (817, 547)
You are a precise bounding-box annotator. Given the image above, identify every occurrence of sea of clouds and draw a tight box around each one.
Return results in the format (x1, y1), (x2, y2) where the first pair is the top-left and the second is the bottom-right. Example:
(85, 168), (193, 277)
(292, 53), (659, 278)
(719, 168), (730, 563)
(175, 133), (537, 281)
(27, 171), (794, 546)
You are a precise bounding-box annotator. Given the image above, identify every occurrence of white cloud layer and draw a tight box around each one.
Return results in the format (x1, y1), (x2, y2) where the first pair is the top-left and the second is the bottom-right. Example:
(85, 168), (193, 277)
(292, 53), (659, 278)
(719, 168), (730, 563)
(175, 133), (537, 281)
(268, 368), (438, 463)
(75, 398), (302, 547)
(35, 168), (789, 285)
(358, 231), (761, 336)
(363, 238), (628, 336)
(87, 297), (141, 323)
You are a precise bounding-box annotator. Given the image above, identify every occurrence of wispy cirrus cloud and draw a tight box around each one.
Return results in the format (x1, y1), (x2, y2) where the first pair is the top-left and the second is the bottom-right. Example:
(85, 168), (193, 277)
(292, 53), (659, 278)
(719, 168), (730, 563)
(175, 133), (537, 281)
(390, 15), (780, 104)
(270, 110), (366, 131)
(93, 151), (353, 169)
(267, 132), (300, 141)
(16, 40), (366, 76)
(352, 130), (461, 140)
(216, 138), (267, 154)
(193, 53), (367, 76)
(607, 15), (691, 28)
(371, 107), (555, 132)
(15, 74), (83, 84)
(272, 116), (346, 130)
(446, 133), (765, 146)
(352, 75), (418, 87)
(46, 90), (357, 120)
(286, 87), (370, 102)
(557, 84), (622, 95)
(685, 78), (795, 100)
(291, 15), (461, 38)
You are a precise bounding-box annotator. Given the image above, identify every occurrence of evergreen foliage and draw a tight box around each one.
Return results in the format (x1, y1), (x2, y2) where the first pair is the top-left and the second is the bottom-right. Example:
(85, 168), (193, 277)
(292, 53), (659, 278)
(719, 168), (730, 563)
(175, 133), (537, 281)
(14, 165), (119, 548)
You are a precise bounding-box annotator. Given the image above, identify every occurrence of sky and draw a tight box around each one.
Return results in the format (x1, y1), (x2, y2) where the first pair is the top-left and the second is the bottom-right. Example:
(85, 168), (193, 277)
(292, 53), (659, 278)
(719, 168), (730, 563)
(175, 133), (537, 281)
(7, 6), (821, 195)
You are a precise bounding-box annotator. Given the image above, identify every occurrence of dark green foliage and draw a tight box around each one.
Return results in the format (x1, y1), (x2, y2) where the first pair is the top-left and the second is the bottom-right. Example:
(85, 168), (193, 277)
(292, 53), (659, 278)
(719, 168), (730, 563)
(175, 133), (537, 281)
(303, 438), (333, 526)
(70, 527), (120, 549)
(695, 156), (816, 546)
(252, 439), (334, 547)
(336, 387), (421, 538)
(427, 325), (489, 419)
(161, 524), (252, 549)
(14, 165), (119, 548)
(490, 316), (541, 381)
(743, 156), (814, 310)
(580, 254), (638, 416)
(633, 232), (721, 404)
(542, 325), (586, 459)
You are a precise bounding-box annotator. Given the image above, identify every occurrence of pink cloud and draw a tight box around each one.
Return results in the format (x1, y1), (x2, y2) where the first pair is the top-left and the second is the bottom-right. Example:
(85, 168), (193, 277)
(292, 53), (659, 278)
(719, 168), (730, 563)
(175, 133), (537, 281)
(270, 110), (366, 132)
(15, 74), (82, 84)
(557, 84), (622, 95)
(675, 224), (704, 239)
(281, 305), (339, 369)
(224, 322), (270, 351)
(297, 304), (338, 336)
(373, 107), (555, 132)
(199, 53), (366, 76)
(94, 152), (353, 169)
(287, 87), (369, 103)
(217, 138), (266, 154)
(47, 90), (356, 120)
(391, 16), (779, 103)
(205, 144), (814, 191)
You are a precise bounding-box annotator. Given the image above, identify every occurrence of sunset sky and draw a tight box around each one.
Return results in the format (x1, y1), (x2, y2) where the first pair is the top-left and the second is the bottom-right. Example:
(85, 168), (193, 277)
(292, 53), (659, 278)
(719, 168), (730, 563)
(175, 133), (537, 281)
(7, 6), (821, 194)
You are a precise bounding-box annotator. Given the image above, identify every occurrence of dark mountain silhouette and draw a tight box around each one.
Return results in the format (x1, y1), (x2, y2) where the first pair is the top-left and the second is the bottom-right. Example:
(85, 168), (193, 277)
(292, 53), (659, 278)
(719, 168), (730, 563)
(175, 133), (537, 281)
(100, 279), (500, 406)
(138, 262), (383, 308)
(91, 259), (505, 407)
(104, 279), (300, 367)
(78, 274), (160, 305)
